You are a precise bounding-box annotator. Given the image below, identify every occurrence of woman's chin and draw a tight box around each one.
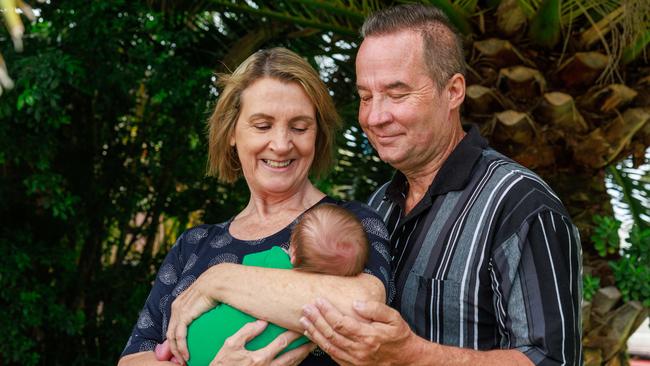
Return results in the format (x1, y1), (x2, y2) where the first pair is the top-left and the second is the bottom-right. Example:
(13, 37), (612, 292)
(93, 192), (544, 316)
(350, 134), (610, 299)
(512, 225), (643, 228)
(253, 180), (305, 197)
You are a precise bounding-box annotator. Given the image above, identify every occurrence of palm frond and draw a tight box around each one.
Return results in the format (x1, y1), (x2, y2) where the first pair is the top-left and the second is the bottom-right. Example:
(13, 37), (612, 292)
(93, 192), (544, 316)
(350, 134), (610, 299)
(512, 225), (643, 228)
(606, 156), (650, 231)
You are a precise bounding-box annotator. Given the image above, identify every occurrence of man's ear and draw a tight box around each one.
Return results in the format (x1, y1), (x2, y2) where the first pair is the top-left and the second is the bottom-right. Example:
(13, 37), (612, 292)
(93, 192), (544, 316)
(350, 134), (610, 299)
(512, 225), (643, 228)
(447, 73), (466, 110)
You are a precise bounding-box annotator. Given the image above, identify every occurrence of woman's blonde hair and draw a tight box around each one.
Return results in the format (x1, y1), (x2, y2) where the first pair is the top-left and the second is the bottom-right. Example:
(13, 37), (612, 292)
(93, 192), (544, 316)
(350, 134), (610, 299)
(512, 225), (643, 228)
(207, 47), (341, 183)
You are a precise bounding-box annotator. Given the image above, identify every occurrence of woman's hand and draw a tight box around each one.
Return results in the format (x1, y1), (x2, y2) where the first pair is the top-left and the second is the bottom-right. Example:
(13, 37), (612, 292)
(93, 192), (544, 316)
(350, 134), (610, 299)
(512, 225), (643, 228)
(210, 320), (315, 366)
(166, 272), (220, 363)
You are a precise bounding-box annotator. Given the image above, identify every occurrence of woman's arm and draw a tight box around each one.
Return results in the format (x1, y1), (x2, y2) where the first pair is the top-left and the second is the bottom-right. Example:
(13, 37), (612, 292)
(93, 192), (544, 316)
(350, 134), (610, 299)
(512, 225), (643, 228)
(167, 267), (385, 363)
(207, 264), (385, 329)
(118, 351), (176, 366)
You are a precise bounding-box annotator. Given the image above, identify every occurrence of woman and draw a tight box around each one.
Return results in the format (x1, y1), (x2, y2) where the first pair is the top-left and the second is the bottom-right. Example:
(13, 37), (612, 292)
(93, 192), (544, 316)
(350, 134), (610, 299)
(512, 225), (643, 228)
(118, 48), (391, 366)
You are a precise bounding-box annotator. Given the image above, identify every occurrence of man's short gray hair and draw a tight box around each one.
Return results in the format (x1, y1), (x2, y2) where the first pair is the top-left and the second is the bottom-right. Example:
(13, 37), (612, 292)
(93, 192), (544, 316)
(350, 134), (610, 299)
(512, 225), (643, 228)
(360, 4), (466, 90)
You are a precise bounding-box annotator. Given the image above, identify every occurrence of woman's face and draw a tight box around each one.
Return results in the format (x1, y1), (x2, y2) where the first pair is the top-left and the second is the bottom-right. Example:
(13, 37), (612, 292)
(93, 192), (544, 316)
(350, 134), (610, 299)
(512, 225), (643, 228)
(231, 77), (318, 198)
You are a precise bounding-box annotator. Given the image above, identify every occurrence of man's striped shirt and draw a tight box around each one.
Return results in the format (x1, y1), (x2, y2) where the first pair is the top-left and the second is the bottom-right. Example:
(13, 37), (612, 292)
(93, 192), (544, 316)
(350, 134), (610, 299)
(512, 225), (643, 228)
(368, 126), (583, 365)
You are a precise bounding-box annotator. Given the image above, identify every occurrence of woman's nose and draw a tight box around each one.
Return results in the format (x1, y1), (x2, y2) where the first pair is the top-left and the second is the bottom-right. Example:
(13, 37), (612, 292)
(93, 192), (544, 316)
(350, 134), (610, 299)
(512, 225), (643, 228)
(269, 129), (292, 153)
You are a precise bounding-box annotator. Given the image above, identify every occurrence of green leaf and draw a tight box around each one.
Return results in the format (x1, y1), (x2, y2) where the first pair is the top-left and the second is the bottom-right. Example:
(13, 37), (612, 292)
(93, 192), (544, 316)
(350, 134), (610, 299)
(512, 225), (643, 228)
(623, 29), (650, 64)
(529, 0), (561, 48)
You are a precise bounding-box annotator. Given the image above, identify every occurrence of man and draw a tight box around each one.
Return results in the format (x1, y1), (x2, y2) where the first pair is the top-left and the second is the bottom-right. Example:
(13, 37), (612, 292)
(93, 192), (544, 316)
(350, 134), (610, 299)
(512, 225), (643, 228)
(299, 4), (583, 366)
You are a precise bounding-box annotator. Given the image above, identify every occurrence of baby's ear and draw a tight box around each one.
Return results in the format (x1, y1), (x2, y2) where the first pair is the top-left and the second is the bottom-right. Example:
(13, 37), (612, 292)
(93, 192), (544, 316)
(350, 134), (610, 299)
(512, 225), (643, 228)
(288, 245), (296, 265)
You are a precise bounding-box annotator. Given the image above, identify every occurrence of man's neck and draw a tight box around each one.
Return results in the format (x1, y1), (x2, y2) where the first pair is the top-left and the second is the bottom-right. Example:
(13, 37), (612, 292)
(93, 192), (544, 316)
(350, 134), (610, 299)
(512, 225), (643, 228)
(401, 127), (466, 214)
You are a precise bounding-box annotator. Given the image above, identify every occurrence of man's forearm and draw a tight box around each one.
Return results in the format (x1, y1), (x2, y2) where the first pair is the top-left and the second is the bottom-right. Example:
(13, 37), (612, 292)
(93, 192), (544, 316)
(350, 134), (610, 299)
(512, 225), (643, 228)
(201, 263), (385, 331)
(408, 337), (534, 366)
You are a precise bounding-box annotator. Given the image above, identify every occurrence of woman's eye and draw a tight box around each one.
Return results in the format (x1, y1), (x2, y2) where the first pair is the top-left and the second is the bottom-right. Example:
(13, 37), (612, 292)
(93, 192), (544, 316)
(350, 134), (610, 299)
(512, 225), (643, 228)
(292, 126), (307, 133)
(254, 124), (271, 130)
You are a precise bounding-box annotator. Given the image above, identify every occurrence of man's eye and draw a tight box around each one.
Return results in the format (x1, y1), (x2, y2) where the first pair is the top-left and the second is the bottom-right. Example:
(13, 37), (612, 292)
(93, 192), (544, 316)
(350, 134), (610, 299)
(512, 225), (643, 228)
(359, 95), (372, 102)
(389, 94), (407, 100)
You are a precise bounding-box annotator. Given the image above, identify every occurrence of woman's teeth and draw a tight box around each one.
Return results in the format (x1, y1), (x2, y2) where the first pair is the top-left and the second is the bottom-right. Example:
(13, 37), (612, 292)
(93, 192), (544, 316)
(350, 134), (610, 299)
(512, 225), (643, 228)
(264, 159), (292, 168)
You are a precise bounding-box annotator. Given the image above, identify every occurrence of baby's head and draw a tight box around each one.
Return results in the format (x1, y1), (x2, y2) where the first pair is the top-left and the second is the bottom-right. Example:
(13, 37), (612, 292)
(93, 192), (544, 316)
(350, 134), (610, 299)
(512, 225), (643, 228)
(289, 204), (369, 276)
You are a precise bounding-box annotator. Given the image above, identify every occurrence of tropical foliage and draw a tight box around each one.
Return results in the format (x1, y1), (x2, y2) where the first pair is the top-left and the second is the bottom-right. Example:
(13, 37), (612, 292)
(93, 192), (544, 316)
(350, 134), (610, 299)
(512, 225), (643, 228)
(0, 0), (648, 365)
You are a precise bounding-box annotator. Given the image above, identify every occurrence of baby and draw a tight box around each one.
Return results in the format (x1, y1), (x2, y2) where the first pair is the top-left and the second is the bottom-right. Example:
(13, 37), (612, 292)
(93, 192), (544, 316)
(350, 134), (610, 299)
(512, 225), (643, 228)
(156, 203), (369, 365)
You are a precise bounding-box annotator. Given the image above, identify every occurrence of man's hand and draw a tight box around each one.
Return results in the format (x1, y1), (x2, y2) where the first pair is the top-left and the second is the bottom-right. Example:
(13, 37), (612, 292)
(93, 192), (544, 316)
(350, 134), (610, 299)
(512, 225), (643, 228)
(210, 320), (316, 366)
(300, 298), (420, 366)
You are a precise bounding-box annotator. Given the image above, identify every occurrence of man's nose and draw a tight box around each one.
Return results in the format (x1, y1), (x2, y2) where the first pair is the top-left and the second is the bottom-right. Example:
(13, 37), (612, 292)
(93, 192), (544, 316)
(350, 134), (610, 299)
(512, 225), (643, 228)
(366, 98), (392, 126)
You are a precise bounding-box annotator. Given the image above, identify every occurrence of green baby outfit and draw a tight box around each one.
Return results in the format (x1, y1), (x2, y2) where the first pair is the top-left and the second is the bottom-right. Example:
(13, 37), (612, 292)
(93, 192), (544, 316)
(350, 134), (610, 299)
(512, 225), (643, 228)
(186, 246), (309, 366)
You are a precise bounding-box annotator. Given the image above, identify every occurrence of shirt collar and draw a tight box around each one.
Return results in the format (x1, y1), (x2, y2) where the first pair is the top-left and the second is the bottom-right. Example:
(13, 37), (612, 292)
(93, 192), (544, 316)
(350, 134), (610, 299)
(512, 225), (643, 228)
(385, 124), (487, 201)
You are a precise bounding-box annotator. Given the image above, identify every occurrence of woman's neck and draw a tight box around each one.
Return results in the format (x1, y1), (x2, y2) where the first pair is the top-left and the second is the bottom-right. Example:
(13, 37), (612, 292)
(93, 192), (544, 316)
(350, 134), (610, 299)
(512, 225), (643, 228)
(245, 183), (324, 218)
(230, 182), (325, 240)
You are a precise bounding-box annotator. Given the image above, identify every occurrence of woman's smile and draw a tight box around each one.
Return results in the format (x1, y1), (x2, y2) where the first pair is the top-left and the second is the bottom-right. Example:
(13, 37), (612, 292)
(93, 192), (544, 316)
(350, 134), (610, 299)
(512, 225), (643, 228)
(262, 159), (294, 169)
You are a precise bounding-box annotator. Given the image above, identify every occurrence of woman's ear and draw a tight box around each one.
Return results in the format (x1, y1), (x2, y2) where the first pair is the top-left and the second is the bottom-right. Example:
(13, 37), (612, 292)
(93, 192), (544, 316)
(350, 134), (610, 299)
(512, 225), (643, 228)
(229, 134), (236, 147)
(446, 73), (466, 110)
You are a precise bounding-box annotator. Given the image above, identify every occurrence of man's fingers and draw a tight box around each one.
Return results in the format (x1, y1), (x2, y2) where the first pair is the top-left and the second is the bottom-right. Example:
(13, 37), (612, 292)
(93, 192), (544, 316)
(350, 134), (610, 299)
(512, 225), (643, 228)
(271, 342), (316, 366)
(311, 298), (367, 341)
(300, 316), (356, 365)
(352, 300), (399, 324)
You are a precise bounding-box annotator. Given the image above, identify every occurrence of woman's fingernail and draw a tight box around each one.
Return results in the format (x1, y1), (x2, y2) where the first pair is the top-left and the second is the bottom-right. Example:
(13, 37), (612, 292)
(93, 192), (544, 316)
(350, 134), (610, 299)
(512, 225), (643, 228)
(302, 304), (314, 316)
(353, 300), (365, 310)
(299, 316), (310, 328)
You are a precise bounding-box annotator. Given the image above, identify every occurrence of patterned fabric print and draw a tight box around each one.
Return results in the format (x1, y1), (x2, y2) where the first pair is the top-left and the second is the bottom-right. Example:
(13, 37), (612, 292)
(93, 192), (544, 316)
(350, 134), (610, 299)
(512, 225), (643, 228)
(244, 237), (266, 246)
(172, 275), (196, 297)
(372, 241), (391, 263)
(208, 253), (239, 267)
(185, 227), (208, 244)
(158, 263), (177, 286)
(139, 340), (157, 352)
(182, 253), (198, 273)
(362, 217), (390, 240)
(210, 233), (232, 249)
(159, 295), (172, 336)
(121, 201), (391, 366)
(137, 308), (154, 329)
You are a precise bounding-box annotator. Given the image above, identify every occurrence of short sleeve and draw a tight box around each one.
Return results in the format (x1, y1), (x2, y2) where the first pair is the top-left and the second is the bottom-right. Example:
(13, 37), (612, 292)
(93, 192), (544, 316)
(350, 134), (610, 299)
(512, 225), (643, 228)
(341, 201), (394, 303)
(491, 210), (582, 366)
(120, 235), (185, 357)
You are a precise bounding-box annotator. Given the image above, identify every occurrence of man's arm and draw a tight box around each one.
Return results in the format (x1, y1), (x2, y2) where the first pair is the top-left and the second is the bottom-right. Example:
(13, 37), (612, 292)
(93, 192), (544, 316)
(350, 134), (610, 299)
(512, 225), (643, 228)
(301, 299), (533, 366)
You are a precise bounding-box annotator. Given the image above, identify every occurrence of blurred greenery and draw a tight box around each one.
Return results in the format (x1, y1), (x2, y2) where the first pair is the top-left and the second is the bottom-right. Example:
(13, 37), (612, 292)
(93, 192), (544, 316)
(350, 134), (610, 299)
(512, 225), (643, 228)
(0, 1), (390, 364)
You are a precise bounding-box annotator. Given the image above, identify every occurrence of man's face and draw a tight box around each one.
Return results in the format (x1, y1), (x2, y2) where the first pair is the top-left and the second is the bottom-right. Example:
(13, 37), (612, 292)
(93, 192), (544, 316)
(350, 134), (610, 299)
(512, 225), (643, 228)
(356, 30), (454, 174)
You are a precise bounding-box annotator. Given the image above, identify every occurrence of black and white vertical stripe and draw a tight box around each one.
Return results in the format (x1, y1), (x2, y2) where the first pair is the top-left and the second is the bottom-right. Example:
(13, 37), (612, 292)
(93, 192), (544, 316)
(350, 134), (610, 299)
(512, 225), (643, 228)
(368, 126), (582, 365)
